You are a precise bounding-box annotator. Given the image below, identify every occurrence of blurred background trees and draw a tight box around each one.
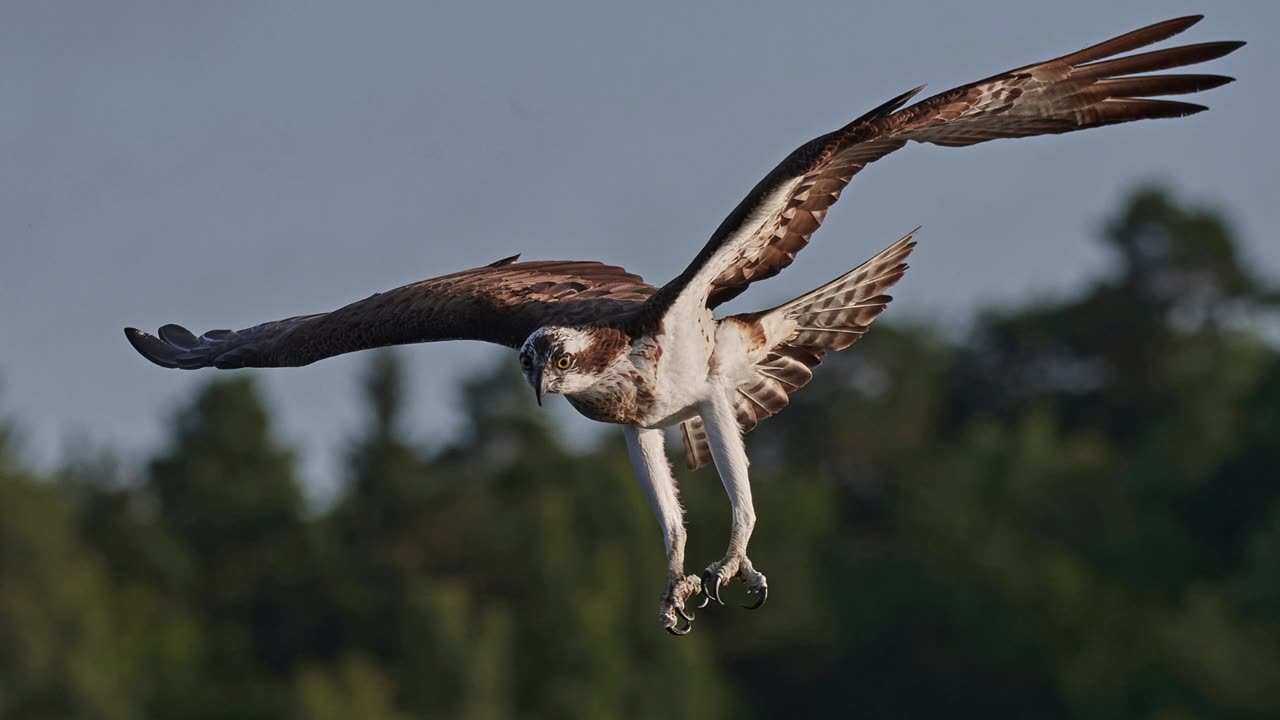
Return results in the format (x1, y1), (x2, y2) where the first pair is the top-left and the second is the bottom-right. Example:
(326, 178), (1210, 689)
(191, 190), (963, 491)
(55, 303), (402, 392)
(1, 186), (1277, 718)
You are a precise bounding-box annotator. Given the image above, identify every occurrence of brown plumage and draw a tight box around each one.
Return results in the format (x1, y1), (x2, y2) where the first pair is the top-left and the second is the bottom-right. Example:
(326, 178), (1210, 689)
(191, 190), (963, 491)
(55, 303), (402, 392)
(126, 257), (655, 369)
(128, 16), (1239, 379)
(643, 15), (1242, 322)
(679, 232), (916, 469)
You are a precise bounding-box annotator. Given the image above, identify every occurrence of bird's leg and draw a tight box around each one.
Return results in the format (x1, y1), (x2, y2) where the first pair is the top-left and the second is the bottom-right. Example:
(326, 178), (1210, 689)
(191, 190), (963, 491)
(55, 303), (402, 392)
(696, 382), (768, 609)
(623, 425), (703, 635)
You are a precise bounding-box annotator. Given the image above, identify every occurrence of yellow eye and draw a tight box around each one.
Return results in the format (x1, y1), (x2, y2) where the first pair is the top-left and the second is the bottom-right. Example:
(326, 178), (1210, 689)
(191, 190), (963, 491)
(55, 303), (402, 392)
(556, 354), (572, 370)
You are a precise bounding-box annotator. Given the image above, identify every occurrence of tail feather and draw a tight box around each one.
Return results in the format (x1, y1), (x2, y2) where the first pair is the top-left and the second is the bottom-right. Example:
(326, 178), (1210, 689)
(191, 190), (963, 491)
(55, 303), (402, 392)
(680, 417), (713, 471)
(681, 230), (917, 470)
(768, 228), (917, 351)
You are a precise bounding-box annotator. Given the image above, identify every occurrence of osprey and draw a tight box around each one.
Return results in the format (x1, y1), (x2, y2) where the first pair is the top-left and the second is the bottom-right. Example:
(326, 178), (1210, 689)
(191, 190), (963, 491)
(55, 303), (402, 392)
(126, 16), (1241, 635)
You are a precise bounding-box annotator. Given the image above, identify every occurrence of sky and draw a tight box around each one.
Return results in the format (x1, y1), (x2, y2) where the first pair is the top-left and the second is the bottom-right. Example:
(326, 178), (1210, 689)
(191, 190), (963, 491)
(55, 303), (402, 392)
(2, 1), (1273, 499)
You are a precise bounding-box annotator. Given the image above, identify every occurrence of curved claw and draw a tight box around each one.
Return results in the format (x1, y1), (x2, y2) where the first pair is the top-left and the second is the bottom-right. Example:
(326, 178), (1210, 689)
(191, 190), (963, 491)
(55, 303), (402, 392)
(695, 593), (710, 609)
(701, 569), (724, 606)
(676, 603), (695, 624)
(743, 584), (768, 610)
(666, 616), (693, 636)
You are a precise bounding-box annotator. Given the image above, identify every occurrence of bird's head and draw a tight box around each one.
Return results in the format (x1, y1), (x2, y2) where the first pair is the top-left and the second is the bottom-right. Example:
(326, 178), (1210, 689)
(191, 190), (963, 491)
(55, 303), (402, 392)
(519, 326), (598, 405)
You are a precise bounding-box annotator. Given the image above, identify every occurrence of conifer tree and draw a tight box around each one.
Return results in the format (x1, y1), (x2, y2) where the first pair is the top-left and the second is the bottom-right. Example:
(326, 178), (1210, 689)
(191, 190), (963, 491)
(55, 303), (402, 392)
(148, 376), (333, 717)
(0, 414), (137, 719)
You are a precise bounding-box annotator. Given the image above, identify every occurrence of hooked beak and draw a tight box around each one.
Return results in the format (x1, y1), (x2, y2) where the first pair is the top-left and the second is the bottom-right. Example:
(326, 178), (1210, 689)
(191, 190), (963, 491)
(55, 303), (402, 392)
(533, 367), (546, 406)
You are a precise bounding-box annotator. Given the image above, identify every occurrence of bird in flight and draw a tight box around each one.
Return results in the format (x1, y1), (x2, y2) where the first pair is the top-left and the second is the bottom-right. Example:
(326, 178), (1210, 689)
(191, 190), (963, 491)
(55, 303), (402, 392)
(126, 16), (1241, 635)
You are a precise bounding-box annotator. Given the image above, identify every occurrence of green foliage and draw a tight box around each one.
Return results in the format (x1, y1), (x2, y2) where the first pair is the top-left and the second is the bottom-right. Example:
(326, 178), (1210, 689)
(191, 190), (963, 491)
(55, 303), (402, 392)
(0, 186), (1276, 718)
(0, 434), (136, 720)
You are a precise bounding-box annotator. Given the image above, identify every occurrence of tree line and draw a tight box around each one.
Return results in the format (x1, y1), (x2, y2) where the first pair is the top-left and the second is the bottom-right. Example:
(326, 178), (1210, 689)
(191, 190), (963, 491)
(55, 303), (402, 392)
(1, 186), (1278, 719)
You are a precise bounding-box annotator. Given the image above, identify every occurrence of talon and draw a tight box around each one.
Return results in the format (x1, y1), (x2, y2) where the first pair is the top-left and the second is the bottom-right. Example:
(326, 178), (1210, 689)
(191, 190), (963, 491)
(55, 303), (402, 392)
(666, 617), (692, 636)
(744, 584), (768, 610)
(676, 603), (695, 623)
(701, 570), (724, 605)
(695, 593), (710, 609)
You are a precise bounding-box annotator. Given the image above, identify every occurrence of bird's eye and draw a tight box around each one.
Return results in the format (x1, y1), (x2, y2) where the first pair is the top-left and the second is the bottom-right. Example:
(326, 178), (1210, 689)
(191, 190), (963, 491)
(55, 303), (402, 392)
(520, 355), (532, 370)
(556, 354), (572, 370)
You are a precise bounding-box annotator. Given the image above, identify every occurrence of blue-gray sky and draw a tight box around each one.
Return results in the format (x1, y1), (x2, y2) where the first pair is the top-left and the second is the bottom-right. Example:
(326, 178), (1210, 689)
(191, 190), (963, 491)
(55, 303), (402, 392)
(2, 1), (1272, 497)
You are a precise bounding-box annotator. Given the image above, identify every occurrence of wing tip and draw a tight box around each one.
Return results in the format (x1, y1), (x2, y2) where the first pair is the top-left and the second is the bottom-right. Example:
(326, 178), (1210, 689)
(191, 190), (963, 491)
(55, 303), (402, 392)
(890, 227), (922, 254)
(1123, 15), (1206, 47)
(1218, 40), (1248, 56)
(887, 84), (928, 112)
(158, 323), (199, 349)
(1196, 40), (1248, 60)
(1201, 74), (1237, 91)
(1158, 99), (1210, 118)
(851, 85), (929, 128)
(487, 253), (522, 267)
(124, 326), (182, 369)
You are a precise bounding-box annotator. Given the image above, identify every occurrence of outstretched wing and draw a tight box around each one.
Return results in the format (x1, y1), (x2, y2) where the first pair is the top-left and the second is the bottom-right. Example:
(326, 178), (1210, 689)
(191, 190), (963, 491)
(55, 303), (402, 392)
(125, 256), (656, 369)
(643, 15), (1242, 322)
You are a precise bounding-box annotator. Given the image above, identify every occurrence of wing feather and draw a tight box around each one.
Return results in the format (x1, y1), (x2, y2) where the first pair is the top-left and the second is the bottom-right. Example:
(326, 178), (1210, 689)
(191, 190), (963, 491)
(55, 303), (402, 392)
(680, 232), (914, 470)
(642, 16), (1241, 325)
(125, 258), (655, 369)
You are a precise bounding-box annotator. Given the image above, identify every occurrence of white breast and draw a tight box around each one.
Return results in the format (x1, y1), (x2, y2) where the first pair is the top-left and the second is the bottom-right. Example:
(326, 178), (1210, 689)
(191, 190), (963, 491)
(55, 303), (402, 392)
(634, 305), (719, 428)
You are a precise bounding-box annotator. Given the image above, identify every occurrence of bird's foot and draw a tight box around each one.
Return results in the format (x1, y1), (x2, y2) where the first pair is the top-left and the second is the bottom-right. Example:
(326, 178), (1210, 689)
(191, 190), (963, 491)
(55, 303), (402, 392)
(660, 574), (704, 636)
(700, 553), (768, 610)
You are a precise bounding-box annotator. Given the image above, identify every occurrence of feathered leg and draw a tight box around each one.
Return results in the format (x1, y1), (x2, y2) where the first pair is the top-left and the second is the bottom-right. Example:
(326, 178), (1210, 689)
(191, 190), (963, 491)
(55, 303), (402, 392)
(696, 380), (769, 609)
(623, 425), (703, 635)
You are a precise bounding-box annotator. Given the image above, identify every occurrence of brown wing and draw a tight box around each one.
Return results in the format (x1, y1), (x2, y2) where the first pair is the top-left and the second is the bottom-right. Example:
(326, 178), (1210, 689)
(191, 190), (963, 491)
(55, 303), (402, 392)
(644, 15), (1242, 323)
(681, 231), (916, 469)
(125, 255), (656, 369)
